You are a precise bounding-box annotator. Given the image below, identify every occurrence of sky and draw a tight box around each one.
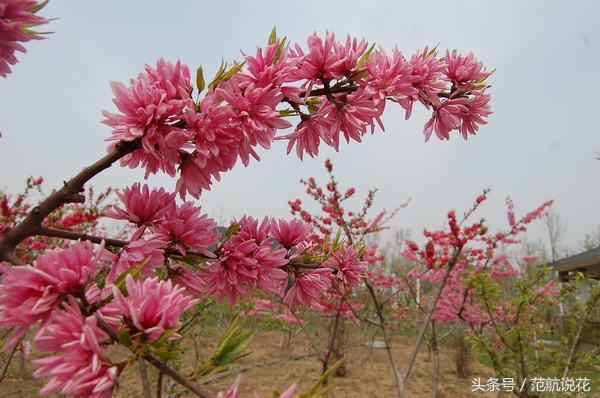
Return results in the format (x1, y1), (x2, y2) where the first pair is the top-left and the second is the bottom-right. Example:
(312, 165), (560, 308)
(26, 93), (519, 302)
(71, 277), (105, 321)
(1, 1), (599, 258)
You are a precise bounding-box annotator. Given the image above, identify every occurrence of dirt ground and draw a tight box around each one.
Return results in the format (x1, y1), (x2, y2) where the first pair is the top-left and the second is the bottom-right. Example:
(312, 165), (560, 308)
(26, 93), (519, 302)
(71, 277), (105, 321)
(1, 326), (505, 398)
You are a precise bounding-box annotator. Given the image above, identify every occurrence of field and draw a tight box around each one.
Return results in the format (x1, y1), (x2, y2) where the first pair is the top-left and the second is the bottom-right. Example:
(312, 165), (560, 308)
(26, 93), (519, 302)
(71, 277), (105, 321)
(2, 326), (499, 398)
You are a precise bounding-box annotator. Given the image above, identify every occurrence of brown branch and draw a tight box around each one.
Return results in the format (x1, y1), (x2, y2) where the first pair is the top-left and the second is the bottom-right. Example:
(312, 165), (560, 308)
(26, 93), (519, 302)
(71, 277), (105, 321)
(0, 139), (142, 263)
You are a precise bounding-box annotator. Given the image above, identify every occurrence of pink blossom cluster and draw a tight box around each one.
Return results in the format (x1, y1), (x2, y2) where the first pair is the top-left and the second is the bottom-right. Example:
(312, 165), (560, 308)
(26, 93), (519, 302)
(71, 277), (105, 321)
(0, 0), (48, 77)
(103, 33), (492, 199)
(404, 193), (556, 327)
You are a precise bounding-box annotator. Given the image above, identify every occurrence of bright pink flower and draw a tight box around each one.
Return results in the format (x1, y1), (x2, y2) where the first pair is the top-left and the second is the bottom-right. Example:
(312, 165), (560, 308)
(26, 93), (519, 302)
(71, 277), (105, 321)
(32, 297), (117, 398)
(0, 241), (103, 349)
(327, 244), (367, 292)
(397, 47), (447, 118)
(445, 50), (491, 89)
(113, 275), (197, 341)
(206, 217), (288, 305)
(216, 78), (292, 166)
(105, 183), (175, 227)
(283, 268), (333, 305)
(457, 89), (492, 139)
(0, 0), (48, 78)
(103, 59), (195, 178)
(281, 112), (336, 160)
(269, 218), (312, 249)
(423, 97), (470, 141)
(152, 202), (219, 256)
(319, 87), (383, 151)
(105, 237), (167, 283)
(167, 263), (210, 298)
(362, 47), (417, 110)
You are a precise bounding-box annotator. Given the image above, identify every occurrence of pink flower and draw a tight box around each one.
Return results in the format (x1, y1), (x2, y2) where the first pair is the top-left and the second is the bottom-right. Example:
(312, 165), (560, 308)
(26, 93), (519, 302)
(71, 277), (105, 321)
(0, 0), (49, 78)
(0, 241), (103, 349)
(206, 216), (288, 305)
(113, 275), (197, 341)
(216, 78), (292, 166)
(319, 87), (383, 151)
(269, 218), (312, 249)
(327, 244), (367, 292)
(152, 202), (219, 256)
(102, 59), (195, 178)
(167, 263), (210, 298)
(105, 183), (175, 227)
(105, 237), (167, 283)
(32, 297), (117, 398)
(216, 375), (241, 398)
(281, 112), (336, 160)
(283, 268), (333, 305)
(21, 339), (31, 359)
(445, 50), (491, 90)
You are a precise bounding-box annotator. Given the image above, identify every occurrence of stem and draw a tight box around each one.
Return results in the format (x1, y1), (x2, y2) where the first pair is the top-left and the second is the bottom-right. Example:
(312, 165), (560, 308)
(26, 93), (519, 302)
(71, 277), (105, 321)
(139, 357), (153, 398)
(0, 139), (141, 263)
(0, 339), (19, 384)
(403, 252), (458, 382)
(365, 280), (405, 398)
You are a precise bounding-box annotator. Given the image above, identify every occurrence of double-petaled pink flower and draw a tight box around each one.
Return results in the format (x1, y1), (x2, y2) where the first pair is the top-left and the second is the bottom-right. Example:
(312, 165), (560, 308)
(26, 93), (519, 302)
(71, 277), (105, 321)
(327, 244), (367, 292)
(103, 58), (195, 177)
(151, 201), (219, 256)
(269, 218), (312, 249)
(113, 275), (197, 341)
(0, 0), (49, 78)
(32, 296), (117, 398)
(206, 216), (288, 306)
(283, 268), (333, 305)
(0, 241), (103, 348)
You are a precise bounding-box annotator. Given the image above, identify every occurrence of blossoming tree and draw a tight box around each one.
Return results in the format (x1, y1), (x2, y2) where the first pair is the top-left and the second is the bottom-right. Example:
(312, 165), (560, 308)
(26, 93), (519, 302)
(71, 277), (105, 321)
(0, 1), (493, 397)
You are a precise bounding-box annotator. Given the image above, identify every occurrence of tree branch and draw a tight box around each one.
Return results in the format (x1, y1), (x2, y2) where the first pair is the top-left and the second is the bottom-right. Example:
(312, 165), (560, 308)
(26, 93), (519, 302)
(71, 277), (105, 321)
(0, 139), (142, 263)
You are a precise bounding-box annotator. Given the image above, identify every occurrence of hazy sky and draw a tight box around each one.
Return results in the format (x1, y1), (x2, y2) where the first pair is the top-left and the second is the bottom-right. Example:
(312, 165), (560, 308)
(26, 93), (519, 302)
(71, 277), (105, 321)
(1, 1), (599, 256)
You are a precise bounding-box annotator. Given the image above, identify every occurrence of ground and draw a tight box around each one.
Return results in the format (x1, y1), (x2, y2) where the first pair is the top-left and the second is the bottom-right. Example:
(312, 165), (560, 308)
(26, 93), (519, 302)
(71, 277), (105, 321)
(1, 326), (507, 398)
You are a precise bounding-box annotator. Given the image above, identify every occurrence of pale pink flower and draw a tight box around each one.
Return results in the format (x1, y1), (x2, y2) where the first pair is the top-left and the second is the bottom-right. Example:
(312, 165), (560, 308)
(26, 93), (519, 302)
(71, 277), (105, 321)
(0, 0), (49, 78)
(151, 202), (219, 256)
(113, 275), (197, 341)
(21, 339), (31, 359)
(32, 296), (117, 398)
(283, 268), (333, 305)
(103, 59), (195, 178)
(0, 241), (103, 349)
(216, 375), (241, 398)
(269, 218), (312, 249)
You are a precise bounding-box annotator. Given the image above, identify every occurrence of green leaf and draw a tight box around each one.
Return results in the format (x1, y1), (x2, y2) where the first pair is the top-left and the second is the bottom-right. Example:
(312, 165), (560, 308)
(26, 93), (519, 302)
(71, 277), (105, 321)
(28, 0), (49, 14)
(152, 327), (181, 348)
(116, 329), (133, 347)
(113, 258), (150, 295)
(196, 66), (206, 94)
(296, 358), (342, 397)
(268, 27), (278, 45)
(195, 317), (255, 376)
